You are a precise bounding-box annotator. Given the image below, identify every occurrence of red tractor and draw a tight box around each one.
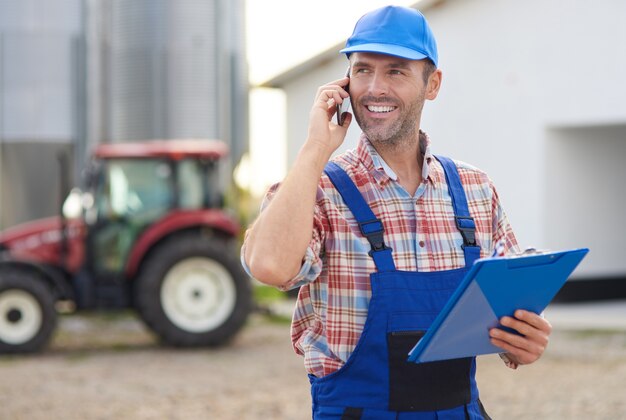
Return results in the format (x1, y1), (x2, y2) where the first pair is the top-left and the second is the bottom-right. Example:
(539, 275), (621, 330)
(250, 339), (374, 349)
(0, 140), (251, 353)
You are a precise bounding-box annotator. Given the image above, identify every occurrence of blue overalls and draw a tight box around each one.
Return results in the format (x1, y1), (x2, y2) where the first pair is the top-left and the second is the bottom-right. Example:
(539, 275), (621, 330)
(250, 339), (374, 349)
(310, 156), (489, 419)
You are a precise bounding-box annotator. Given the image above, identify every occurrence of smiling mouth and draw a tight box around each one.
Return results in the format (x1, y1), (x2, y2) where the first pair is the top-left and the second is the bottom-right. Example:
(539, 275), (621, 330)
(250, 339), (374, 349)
(366, 105), (397, 113)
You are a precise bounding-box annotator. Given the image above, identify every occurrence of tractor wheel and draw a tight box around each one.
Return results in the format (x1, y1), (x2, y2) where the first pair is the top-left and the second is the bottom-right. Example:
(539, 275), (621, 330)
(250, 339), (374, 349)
(0, 270), (57, 353)
(135, 233), (251, 347)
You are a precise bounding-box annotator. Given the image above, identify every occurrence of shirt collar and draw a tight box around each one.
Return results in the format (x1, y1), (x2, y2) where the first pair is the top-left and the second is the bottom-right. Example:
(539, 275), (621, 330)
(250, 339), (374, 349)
(355, 132), (436, 187)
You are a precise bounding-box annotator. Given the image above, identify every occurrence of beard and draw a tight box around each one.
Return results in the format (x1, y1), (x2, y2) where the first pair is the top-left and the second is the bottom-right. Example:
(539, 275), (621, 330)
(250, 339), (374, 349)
(353, 92), (426, 151)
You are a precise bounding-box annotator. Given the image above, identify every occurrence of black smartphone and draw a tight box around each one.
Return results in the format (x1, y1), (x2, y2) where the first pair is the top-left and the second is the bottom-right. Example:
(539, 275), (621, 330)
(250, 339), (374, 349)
(336, 67), (350, 126)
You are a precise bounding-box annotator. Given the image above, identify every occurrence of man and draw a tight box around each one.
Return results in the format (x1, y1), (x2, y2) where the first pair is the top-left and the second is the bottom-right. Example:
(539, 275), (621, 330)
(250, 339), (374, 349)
(243, 5), (551, 419)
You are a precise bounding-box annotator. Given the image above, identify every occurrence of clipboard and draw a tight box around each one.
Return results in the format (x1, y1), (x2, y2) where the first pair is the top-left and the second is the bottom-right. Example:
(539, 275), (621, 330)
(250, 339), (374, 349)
(407, 248), (589, 363)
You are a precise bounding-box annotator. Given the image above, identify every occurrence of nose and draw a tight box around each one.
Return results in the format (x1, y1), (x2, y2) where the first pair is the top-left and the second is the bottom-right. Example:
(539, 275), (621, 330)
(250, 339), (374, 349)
(367, 72), (389, 97)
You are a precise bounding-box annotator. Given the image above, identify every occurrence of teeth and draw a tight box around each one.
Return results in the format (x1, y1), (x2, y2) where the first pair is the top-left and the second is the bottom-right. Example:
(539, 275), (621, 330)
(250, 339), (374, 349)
(367, 105), (395, 113)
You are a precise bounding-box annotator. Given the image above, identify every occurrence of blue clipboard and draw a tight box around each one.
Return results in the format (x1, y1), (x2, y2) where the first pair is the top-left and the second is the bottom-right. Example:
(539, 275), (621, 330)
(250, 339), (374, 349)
(407, 247), (589, 363)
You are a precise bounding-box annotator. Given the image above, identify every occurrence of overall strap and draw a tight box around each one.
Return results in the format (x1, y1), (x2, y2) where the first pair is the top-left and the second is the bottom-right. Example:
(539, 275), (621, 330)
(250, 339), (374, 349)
(324, 162), (396, 272)
(434, 155), (481, 266)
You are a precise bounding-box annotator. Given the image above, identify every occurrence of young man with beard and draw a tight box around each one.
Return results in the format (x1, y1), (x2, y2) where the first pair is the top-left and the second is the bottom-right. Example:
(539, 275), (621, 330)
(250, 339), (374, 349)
(242, 5), (552, 419)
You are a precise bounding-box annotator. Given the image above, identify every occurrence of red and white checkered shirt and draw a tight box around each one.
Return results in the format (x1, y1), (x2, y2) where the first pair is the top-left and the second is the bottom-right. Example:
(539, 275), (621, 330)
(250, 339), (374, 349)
(244, 133), (519, 378)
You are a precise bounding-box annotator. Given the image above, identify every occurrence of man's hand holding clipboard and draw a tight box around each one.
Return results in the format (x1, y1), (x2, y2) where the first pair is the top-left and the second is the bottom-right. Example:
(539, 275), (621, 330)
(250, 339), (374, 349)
(407, 248), (589, 365)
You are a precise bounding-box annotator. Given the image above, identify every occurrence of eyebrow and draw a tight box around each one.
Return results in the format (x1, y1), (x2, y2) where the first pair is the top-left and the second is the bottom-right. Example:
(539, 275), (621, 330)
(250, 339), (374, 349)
(351, 59), (412, 70)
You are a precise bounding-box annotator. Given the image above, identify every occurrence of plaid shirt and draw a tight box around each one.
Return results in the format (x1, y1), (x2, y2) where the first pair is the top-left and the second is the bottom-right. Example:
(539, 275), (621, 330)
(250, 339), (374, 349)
(243, 133), (519, 378)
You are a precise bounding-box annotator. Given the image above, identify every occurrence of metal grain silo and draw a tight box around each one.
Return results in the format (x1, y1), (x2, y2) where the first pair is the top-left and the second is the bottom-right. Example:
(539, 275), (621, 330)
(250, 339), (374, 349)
(0, 0), (85, 228)
(88, 0), (248, 168)
(1, 0), (248, 229)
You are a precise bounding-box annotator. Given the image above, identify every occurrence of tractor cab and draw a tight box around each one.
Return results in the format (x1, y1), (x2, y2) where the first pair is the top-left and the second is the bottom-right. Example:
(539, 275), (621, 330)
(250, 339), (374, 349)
(70, 141), (225, 304)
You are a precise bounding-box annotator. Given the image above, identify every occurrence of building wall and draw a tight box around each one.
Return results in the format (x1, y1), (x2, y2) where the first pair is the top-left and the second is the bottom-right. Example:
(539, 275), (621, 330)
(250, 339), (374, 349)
(274, 0), (626, 278)
(0, 142), (72, 228)
(0, 0), (84, 229)
(544, 124), (626, 277)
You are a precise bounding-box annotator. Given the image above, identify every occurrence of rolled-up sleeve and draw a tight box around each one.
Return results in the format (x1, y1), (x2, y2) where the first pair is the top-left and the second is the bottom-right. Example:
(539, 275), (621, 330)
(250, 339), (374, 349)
(490, 180), (520, 254)
(240, 183), (327, 291)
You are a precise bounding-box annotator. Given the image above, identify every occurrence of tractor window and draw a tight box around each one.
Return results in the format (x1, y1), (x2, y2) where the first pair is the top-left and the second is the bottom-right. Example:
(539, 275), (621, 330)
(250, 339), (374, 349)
(177, 159), (204, 209)
(90, 158), (173, 275)
(99, 159), (173, 220)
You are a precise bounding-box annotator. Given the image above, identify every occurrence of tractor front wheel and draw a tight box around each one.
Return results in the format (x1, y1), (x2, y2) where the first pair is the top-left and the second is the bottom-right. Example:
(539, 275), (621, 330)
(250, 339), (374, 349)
(0, 270), (57, 353)
(135, 233), (251, 347)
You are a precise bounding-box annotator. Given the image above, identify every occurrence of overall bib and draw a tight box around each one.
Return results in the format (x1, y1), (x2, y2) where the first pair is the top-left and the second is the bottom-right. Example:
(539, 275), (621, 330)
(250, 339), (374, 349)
(311, 156), (488, 420)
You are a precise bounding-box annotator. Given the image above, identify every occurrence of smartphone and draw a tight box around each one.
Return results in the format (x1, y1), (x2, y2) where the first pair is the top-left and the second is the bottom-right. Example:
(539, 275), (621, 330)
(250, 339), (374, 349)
(336, 67), (351, 126)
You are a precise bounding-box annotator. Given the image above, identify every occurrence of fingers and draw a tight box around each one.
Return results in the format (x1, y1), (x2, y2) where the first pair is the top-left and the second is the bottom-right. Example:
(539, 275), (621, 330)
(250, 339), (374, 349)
(316, 90), (348, 120)
(502, 310), (552, 337)
(306, 78), (352, 153)
(337, 111), (353, 127)
(312, 84), (351, 132)
(489, 310), (552, 366)
(489, 333), (541, 365)
(321, 76), (350, 91)
(314, 78), (350, 109)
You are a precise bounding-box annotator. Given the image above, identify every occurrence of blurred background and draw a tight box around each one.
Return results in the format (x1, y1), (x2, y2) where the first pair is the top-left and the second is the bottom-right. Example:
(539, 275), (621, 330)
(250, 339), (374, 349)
(0, 0), (248, 228)
(1, 0), (626, 418)
(3, 0), (625, 289)
(2, 0), (626, 295)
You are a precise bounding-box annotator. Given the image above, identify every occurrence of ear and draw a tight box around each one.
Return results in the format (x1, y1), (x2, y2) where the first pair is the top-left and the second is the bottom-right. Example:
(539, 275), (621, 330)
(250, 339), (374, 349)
(425, 69), (442, 101)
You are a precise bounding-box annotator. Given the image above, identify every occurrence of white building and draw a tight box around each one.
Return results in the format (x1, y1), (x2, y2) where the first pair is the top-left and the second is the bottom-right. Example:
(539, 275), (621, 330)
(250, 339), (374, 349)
(259, 0), (626, 285)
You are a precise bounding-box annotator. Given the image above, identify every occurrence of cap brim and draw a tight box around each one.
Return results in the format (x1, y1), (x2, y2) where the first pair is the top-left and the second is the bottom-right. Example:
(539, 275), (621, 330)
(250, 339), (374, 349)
(340, 43), (429, 61)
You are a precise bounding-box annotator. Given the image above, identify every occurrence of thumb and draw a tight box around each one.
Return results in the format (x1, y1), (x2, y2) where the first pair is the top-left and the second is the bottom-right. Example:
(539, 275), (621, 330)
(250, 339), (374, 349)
(338, 112), (353, 130)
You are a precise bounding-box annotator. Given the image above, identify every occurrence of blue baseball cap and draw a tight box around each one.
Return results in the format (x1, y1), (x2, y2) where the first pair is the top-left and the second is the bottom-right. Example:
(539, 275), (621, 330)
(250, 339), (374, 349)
(340, 6), (438, 67)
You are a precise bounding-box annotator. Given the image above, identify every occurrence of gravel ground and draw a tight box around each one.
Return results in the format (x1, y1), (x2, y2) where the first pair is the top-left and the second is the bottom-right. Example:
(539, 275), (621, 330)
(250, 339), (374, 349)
(0, 308), (625, 420)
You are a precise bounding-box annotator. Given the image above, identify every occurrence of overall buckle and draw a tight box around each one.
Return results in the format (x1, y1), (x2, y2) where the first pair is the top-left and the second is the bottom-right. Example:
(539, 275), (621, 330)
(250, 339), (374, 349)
(455, 216), (477, 247)
(359, 218), (388, 251)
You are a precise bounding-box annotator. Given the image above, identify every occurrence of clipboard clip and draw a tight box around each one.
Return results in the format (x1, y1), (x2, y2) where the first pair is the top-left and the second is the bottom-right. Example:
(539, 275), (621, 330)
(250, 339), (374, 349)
(519, 247), (549, 256)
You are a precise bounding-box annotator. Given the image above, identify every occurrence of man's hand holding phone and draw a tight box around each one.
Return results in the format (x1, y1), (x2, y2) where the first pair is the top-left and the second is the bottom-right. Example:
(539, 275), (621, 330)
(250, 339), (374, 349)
(307, 69), (352, 156)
